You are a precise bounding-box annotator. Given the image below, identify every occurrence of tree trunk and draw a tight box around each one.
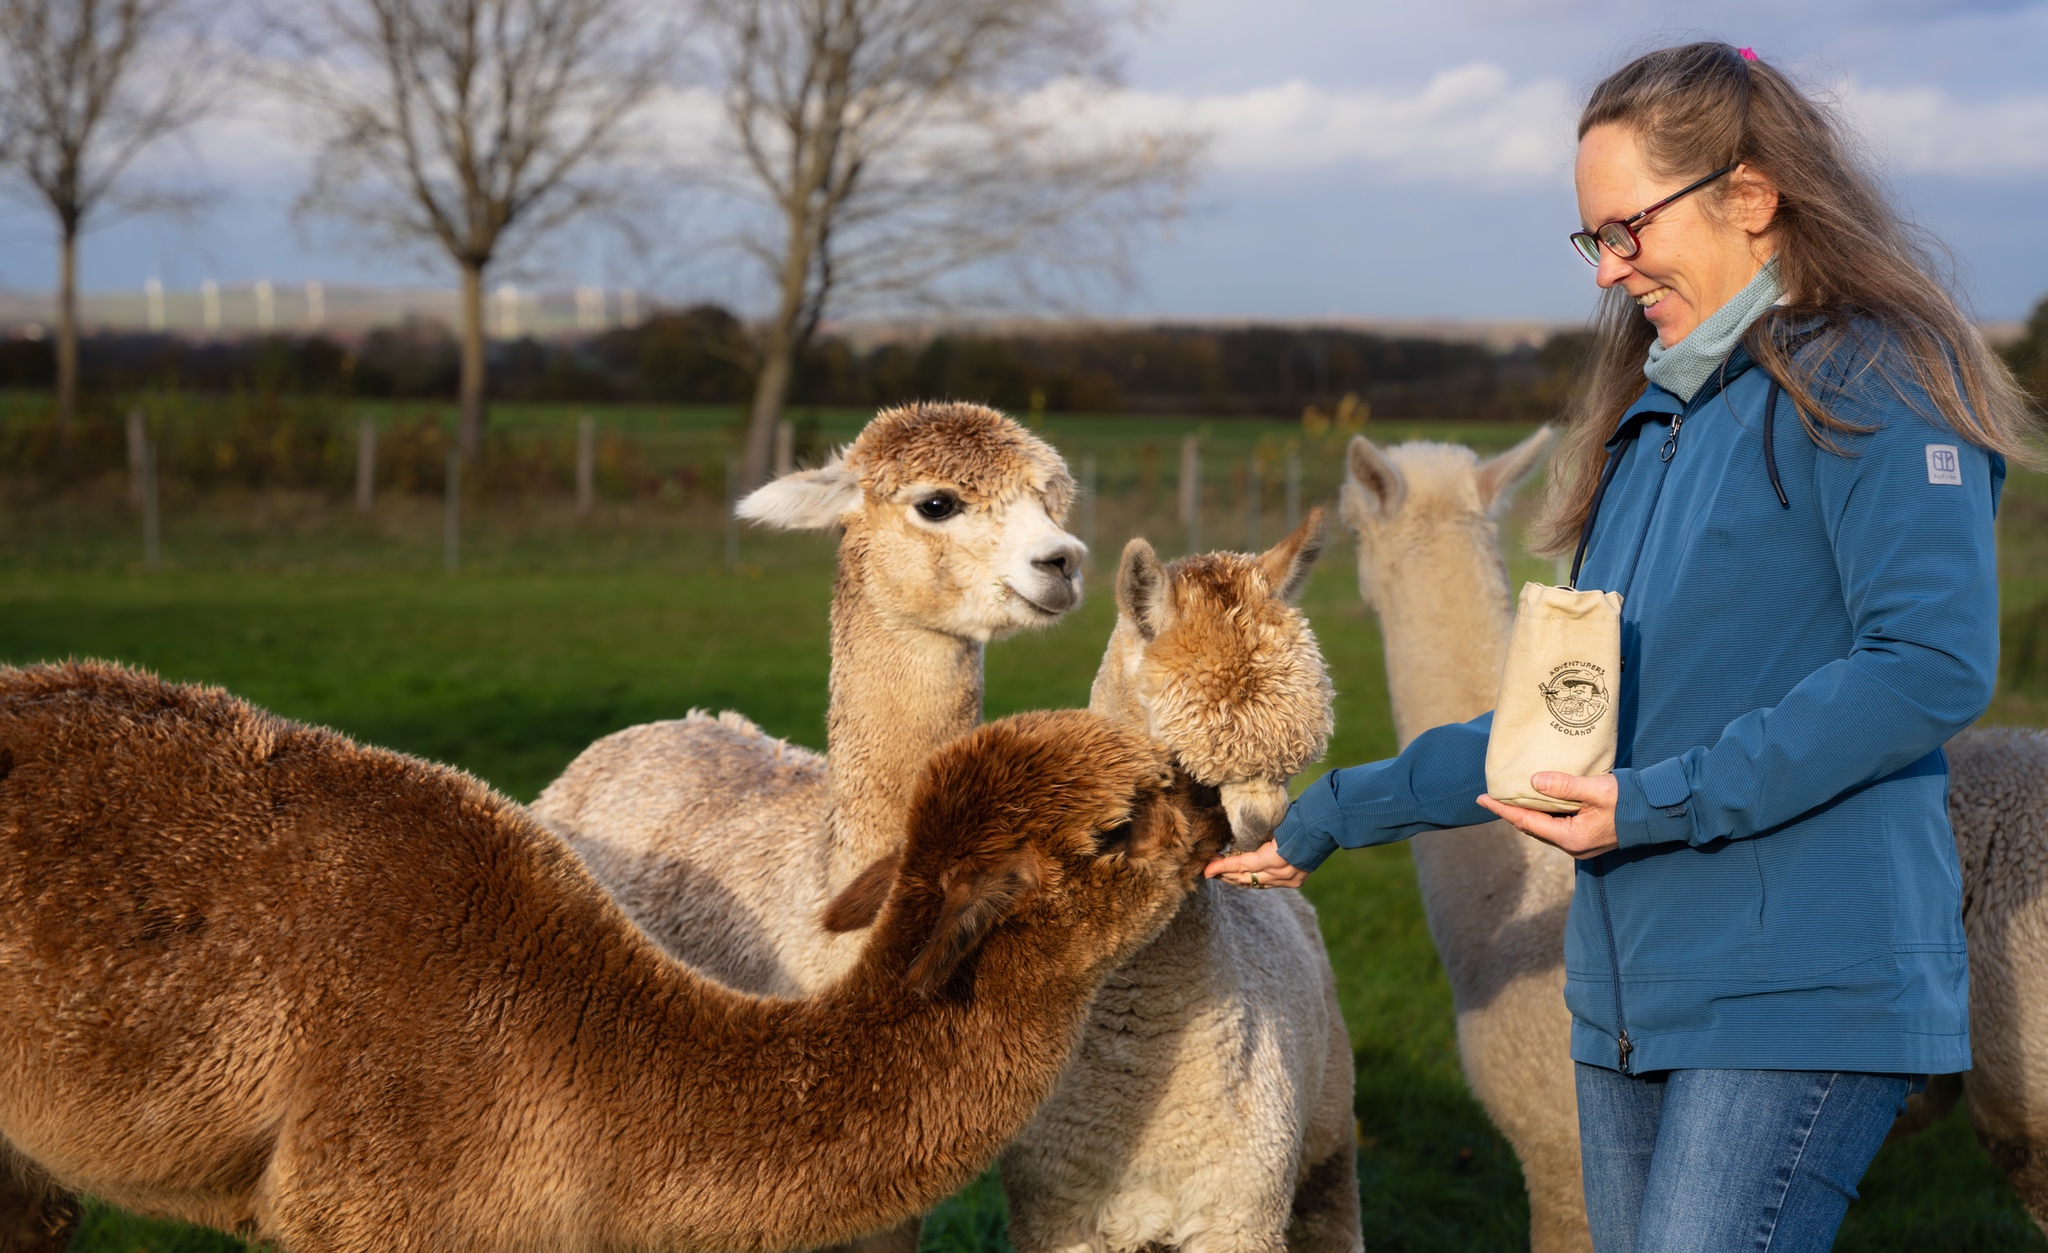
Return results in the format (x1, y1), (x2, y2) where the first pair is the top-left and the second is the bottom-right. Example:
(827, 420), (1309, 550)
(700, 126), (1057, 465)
(741, 208), (818, 490)
(458, 262), (487, 460)
(56, 227), (78, 457)
(743, 327), (796, 490)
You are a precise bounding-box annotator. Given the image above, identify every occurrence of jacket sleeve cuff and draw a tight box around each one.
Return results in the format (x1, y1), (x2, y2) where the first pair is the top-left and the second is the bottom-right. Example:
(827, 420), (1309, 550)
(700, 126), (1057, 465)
(1274, 771), (1344, 873)
(1613, 758), (1695, 849)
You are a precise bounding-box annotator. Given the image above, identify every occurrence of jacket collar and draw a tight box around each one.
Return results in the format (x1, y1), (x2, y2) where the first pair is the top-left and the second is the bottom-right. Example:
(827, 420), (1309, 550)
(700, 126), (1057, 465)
(1605, 341), (1765, 451)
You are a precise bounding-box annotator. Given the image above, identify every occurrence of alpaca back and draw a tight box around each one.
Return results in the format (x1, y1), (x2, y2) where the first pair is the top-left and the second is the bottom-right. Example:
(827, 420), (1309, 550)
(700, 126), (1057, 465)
(0, 662), (663, 1233)
(537, 712), (836, 995)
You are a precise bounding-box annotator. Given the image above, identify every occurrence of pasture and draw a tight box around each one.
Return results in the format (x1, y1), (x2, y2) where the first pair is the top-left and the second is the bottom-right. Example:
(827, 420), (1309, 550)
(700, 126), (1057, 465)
(3, 403), (2045, 1250)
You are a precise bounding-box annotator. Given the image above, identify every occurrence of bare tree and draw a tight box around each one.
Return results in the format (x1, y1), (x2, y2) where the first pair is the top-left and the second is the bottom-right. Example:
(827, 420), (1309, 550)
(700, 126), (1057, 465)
(275, 0), (677, 458)
(0, 0), (218, 448)
(713, 0), (1203, 489)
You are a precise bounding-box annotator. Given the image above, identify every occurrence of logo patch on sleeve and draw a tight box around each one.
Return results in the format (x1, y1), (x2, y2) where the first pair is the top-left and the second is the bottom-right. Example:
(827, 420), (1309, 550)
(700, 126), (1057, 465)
(1926, 444), (1963, 485)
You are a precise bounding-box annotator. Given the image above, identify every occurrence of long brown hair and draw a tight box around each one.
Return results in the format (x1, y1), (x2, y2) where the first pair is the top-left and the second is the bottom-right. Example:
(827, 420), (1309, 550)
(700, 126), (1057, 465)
(1532, 42), (2039, 557)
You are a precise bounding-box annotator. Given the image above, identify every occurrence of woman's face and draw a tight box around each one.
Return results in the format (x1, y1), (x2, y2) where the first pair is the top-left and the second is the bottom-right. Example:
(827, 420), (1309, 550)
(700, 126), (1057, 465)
(1574, 123), (1778, 347)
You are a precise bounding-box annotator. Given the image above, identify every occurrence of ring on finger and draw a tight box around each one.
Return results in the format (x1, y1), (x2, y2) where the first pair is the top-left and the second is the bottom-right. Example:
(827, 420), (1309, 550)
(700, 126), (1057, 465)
(1250, 871), (1260, 888)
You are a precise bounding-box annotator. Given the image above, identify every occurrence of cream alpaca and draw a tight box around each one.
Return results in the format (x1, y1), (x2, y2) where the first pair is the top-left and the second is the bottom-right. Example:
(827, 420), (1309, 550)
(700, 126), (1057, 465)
(1340, 430), (1589, 1253)
(535, 402), (1083, 998)
(1891, 727), (2048, 1234)
(1000, 514), (1362, 1253)
(0, 663), (1230, 1253)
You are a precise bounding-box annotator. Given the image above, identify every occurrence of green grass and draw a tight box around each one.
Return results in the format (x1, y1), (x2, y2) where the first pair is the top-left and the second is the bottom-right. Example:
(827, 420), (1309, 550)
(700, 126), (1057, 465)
(3, 403), (2044, 1250)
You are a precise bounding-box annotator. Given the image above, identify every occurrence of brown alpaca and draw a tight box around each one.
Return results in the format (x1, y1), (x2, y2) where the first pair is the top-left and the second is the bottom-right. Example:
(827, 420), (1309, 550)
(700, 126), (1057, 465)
(1340, 430), (1588, 1253)
(998, 514), (1363, 1253)
(0, 662), (1227, 1253)
(535, 402), (1083, 999)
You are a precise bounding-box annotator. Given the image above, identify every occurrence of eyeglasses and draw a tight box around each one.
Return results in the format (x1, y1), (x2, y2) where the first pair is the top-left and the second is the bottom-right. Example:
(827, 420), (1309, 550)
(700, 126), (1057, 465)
(1569, 163), (1738, 266)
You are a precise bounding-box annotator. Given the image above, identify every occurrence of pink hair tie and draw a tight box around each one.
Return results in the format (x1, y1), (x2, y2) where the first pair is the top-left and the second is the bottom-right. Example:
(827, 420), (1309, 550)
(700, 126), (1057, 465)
(1738, 46), (1759, 60)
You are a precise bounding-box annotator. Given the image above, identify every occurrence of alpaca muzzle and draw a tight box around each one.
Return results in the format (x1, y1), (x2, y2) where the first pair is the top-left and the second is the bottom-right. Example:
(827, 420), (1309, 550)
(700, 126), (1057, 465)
(1218, 779), (1292, 855)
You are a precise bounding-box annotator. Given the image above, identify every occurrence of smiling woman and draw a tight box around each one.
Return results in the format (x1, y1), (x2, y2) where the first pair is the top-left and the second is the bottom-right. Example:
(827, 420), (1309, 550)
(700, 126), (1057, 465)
(1210, 39), (2042, 1253)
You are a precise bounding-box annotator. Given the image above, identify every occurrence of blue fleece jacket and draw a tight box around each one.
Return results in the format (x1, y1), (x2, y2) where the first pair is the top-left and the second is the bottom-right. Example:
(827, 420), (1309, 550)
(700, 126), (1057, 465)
(1274, 326), (2002, 1075)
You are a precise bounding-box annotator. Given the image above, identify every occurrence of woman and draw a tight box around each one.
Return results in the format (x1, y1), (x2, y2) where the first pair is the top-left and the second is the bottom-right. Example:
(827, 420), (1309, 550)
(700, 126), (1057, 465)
(1208, 42), (2037, 1252)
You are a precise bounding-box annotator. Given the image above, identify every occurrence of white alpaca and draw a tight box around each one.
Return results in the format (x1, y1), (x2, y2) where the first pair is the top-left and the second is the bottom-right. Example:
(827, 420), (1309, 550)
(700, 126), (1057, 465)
(1000, 518), (1362, 1253)
(534, 403), (1085, 1000)
(1340, 430), (1590, 1253)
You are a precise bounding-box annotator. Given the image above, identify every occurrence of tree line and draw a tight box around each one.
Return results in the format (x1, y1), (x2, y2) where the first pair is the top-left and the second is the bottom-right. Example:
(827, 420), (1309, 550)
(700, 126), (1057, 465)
(0, 0), (1201, 484)
(0, 307), (1594, 423)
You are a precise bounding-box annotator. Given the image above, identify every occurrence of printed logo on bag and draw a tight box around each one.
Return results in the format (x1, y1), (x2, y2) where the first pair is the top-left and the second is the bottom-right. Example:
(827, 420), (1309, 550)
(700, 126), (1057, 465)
(1926, 444), (1963, 486)
(1539, 662), (1610, 736)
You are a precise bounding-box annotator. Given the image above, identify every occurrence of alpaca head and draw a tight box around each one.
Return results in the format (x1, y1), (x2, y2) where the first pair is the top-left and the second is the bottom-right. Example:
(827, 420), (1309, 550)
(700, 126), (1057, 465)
(1340, 428), (1553, 616)
(823, 709), (1231, 996)
(1092, 511), (1334, 853)
(738, 403), (1083, 642)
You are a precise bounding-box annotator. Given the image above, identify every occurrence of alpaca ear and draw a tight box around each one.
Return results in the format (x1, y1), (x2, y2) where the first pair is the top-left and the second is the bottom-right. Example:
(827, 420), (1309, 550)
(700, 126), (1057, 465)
(736, 457), (861, 530)
(1255, 507), (1324, 603)
(1344, 435), (1403, 519)
(821, 852), (901, 933)
(1475, 426), (1555, 518)
(1115, 538), (1173, 641)
(906, 855), (1041, 998)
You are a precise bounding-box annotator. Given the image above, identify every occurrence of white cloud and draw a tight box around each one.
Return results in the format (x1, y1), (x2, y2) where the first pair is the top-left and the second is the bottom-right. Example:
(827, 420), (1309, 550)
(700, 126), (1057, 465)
(1838, 80), (2048, 177)
(1053, 64), (1578, 184)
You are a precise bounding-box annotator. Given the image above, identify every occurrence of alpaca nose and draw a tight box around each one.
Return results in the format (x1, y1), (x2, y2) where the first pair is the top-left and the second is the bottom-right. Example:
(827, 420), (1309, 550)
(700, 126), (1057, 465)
(1033, 539), (1085, 581)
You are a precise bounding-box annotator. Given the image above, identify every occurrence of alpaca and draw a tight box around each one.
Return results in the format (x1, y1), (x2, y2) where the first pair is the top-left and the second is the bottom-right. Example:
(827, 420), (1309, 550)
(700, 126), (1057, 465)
(1339, 429), (1589, 1253)
(0, 661), (1230, 1253)
(534, 401), (1084, 1000)
(1899, 726), (2048, 1232)
(999, 512), (1364, 1253)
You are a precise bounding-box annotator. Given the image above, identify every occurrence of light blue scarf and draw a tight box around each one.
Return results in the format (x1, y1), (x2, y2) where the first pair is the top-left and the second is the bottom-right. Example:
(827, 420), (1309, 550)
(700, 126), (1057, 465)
(1643, 257), (1783, 403)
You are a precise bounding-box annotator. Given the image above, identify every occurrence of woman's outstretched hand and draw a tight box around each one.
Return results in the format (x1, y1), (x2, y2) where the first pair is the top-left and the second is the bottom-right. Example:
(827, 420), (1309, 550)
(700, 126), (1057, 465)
(1205, 841), (1309, 890)
(1476, 772), (1620, 859)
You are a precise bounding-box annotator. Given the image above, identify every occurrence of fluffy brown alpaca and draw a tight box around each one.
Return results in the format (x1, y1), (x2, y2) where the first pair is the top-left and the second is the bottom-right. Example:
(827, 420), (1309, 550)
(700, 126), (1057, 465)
(1339, 430), (1588, 1253)
(998, 515), (1363, 1253)
(0, 662), (1227, 1253)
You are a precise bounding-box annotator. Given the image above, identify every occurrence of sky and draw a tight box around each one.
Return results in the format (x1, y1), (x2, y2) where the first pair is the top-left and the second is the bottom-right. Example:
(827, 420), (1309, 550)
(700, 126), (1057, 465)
(4, 0), (2046, 325)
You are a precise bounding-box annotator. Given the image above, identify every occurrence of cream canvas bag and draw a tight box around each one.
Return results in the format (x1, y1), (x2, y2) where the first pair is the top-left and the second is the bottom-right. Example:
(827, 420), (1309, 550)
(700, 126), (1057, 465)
(1485, 582), (1624, 814)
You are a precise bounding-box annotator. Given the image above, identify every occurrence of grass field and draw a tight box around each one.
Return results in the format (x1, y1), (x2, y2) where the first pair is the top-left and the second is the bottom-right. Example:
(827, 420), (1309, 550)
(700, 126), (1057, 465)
(3, 402), (2046, 1250)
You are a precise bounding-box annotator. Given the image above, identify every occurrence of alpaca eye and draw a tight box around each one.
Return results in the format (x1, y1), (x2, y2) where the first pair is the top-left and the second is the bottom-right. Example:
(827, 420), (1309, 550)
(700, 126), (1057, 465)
(914, 495), (959, 521)
(1094, 822), (1135, 854)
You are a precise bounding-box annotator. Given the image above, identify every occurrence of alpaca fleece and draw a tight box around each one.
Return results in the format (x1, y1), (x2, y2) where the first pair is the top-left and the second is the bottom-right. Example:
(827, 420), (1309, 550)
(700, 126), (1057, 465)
(1907, 726), (2048, 1234)
(0, 662), (1227, 1253)
(1340, 431), (1589, 1253)
(999, 514), (1363, 1253)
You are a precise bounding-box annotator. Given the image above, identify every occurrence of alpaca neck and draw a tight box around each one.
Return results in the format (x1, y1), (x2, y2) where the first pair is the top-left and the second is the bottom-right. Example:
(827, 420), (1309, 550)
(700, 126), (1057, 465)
(1374, 520), (1512, 747)
(824, 551), (984, 892)
(622, 892), (1099, 1249)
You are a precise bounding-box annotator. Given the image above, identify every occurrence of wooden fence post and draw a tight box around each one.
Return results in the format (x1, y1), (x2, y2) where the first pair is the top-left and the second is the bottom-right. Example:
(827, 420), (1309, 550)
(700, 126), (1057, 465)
(773, 419), (795, 477)
(126, 408), (147, 507)
(356, 417), (377, 513)
(1285, 451), (1302, 533)
(576, 415), (596, 517)
(1245, 454), (1262, 552)
(141, 432), (161, 572)
(725, 454), (741, 568)
(1178, 435), (1201, 555)
(444, 449), (461, 574)
(1079, 450), (1097, 569)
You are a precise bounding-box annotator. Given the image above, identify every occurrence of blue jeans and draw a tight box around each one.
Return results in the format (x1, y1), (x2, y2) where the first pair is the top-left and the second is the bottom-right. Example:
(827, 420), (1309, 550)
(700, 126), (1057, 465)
(1575, 1064), (1914, 1253)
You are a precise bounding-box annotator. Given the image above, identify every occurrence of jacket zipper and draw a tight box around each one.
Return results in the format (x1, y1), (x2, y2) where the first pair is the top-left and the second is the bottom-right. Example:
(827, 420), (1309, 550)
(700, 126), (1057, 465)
(1594, 872), (1633, 1073)
(1595, 407), (1687, 1073)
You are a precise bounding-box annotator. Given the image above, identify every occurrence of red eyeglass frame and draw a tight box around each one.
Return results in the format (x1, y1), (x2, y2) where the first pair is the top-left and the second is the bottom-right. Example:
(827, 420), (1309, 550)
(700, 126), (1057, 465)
(1569, 163), (1739, 266)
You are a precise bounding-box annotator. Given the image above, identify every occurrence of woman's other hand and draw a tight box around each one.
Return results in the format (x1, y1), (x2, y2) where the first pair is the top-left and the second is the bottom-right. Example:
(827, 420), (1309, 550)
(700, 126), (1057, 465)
(1477, 772), (1621, 859)
(1205, 841), (1308, 890)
